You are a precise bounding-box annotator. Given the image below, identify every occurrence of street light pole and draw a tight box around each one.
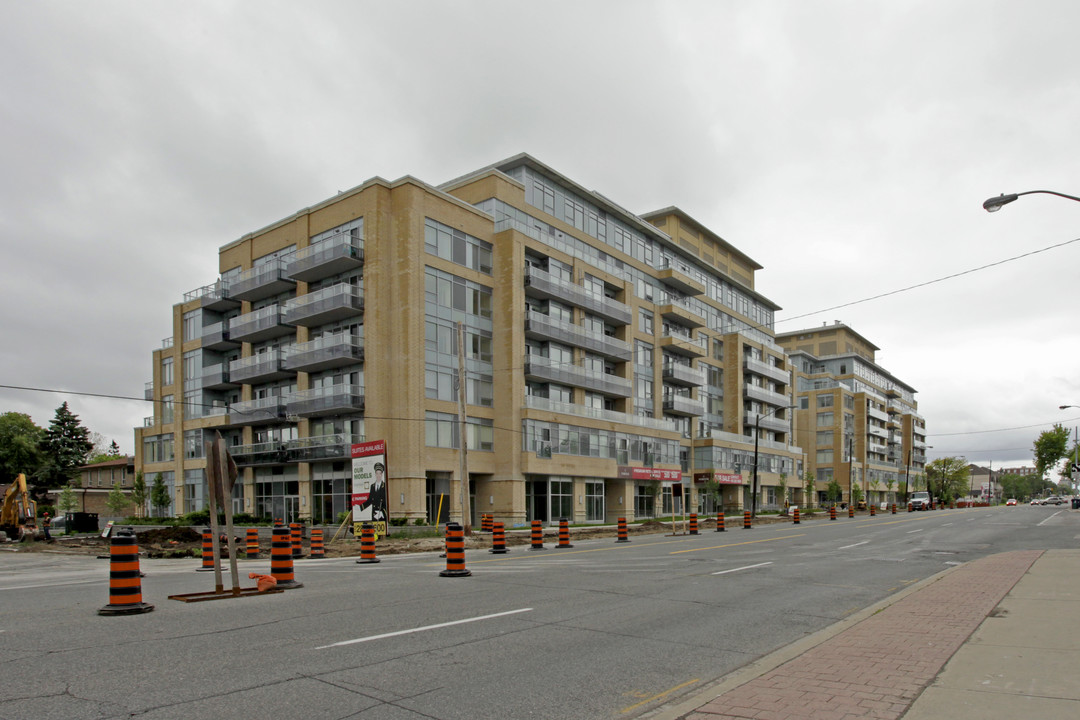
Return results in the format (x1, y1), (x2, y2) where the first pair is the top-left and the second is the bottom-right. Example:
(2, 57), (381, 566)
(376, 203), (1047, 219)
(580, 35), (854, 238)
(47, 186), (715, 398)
(1060, 405), (1079, 496)
(751, 403), (795, 518)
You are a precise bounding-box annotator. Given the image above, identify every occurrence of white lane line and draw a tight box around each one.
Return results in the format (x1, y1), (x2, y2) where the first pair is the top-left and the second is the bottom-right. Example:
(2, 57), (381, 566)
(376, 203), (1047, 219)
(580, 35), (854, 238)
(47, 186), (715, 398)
(838, 541), (869, 550)
(316, 608), (533, 649)
(0, 579), (100, 591)
(1038, 511), (1063, 527)
(711, 561), (772, 576)
(907, 529), (923, 534)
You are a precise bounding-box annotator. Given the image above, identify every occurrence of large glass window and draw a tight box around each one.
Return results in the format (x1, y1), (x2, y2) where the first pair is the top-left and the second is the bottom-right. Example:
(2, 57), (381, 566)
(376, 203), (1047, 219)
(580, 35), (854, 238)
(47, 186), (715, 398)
(550, 479), (573, 520)
(585, 481), (605, 522)
(424, 218), (492, 274)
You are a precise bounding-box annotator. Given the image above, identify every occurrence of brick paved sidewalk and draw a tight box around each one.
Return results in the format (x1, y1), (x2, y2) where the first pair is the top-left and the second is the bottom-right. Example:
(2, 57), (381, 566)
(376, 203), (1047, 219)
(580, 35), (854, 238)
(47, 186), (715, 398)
(680, 550), (1043, 720)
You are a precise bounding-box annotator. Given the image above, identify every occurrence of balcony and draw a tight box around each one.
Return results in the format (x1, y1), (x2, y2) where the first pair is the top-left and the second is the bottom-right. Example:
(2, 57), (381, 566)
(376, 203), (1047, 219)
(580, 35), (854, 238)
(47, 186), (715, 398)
(229, 305), (294, 343)
(744, 383), (790, 407)
(743, 356), (790, 385)
(524, 396), (680, 433)
(657, 263), (705, 296)
(285, 332), (364, 373)
(229, 348), (296, 384)
(524, 267), (631, 325)
(283, 284), (364, 328)
(745, 412), (790, 433)
(286, 384), (365, 417)
(230, 260), (296, 302)
(662, 394), (704, 416)
(201, 320), (241, 351)
(868, 425), (889, 440)
(658, 302), (706, 329)
(144, 381), (153, 401)
(867, 405), (888, 422)
(232, 441), (291, 467)
(662, 362), (706, 387)
(286, 433), (363, 463)
(287, 234), (364, 282)
(524, 356), (632, 398)
(202, 363), (239, 390)
(524, 311), (632, 362)
(183, 280), (240, 312)
(228, 396), (286, 426)
(658, 334), (707, 358)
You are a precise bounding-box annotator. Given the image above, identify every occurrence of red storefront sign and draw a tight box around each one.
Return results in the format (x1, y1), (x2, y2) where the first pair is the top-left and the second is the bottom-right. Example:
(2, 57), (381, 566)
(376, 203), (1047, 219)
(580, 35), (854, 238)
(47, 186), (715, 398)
(617, 467), (682, 482)
(693, 472), (744, 485)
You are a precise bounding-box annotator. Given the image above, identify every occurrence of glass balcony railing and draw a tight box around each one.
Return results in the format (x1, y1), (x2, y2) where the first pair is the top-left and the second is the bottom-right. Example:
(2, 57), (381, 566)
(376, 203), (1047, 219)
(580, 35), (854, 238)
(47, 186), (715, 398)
(524, 311), (632, 362)
(287, 233), (364, 282)
(228, 396), (286, 425)
(229, 348), (295, 384)
(229, 305), (294, 343)
(285, 332), (364, 372)
(524, 267), (631, 325)
(524, 395), (680, 433)
(524, 356), (632, 397)
(286, 384), (365, 417)
(282, 284), (364, 327)
(230, 260), (296, 302)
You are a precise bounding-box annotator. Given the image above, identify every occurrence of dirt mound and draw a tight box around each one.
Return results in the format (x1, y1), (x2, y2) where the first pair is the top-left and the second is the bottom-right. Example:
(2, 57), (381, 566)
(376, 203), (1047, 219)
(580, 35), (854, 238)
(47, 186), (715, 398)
(137, 527), (202, 544)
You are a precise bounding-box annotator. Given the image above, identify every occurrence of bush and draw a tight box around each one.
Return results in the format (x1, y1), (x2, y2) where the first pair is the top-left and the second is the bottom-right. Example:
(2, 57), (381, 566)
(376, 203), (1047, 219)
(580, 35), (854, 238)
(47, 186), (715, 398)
(389, 517), (408, 527)
(336, 511), (351, 525)
(180, 510), (211, 526)
(414, 518), (427, 526)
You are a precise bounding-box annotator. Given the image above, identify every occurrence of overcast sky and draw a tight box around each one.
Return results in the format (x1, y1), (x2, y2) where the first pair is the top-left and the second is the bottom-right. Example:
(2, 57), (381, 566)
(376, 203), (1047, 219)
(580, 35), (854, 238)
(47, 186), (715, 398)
(2, 0), (1078, 470)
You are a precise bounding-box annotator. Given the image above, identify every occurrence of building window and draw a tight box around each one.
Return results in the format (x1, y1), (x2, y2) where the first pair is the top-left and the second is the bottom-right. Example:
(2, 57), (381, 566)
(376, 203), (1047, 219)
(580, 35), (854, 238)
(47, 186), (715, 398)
(182, 310), (200, 342)
(816, 430), (833, 447)
(424, 218), (492, 274)
(639, 309), (653, 335)
(817, 449), (834, 464)
(585, 481), (605, 522)
(817, 394), (834, 408)
(817, 412), (834, 427)
(161, 357), (174, 387)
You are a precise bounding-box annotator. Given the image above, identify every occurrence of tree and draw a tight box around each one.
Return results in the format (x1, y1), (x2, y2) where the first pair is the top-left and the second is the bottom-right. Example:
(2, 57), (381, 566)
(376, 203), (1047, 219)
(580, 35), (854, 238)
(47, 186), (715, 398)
(37, 403), (93, 491)
(150, 472), (170, 517)
(884, 477), (895, 504)
(131, 471), (147, 518)
(825, 478), (843, 505)
(105, 483), (131, 517)
(926, 457), (970, 503)
(803, 471), (816, 509)
(108, 440), (121, 457)
(1033, 424), (1070, 481)
(777, 472), (788, 514)
(57, 484), (79, 515)
(0, 412), (46, 484)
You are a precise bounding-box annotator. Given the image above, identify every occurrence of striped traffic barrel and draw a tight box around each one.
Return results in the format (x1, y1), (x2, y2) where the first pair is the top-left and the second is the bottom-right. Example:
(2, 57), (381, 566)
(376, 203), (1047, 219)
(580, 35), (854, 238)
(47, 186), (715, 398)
(245, 528), (260, 559)
(270, 525), (303, 589)
(356, 523), (380, 564)
(439, 523), (472, 577)
(490, 522), (508, 554)
(98, 528), (153, 615)
(557, 518), (573, 548)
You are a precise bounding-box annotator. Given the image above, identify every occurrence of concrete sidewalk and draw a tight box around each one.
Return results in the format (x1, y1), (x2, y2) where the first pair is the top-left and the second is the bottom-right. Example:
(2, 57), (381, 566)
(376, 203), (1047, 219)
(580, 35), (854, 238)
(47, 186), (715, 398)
(650, 548), (1080, 720)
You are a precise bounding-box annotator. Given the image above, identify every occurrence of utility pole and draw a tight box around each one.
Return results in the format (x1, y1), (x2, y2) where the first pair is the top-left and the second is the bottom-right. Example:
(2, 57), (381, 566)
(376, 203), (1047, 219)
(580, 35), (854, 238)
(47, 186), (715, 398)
(456, 322), (472, 535)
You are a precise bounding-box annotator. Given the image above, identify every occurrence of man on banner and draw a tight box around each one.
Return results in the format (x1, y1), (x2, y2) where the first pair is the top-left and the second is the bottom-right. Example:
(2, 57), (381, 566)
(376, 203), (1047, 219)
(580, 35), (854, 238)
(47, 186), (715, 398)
(352, 442), (389, 537)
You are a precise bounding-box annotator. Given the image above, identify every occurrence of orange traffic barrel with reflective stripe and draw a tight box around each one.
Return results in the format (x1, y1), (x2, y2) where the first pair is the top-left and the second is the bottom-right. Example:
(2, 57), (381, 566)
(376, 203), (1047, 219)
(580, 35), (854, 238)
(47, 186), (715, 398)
(290, 523), (304, 559)
(530, 520), (545, 550)
(793, 507), (800, 524)
(439, 523), (471, 577)
(490, 522), (508, 554)
(245, 528), (260, 559)
(270, 525), (302, 589)
(481, 514), (493, 533)
(196, 528), (214, 571)
(309, 528), (325, 559)
(689, 513), (699, 535)
(870, 503), (877, 516)
(356, 523), (380, 564)
(743, 510), (752, 529)
(716, 512), (725, 532)
(557, 518), (573, 548)
(98, 528), (153, 615)
(616, 517), (630, 543)
(830, 505), (837, 520)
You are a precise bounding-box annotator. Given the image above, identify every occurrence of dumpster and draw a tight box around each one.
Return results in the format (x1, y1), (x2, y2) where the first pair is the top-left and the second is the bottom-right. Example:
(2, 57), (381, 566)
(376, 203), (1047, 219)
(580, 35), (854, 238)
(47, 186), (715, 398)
(1072, 498), (1080, 510)
(69, 512), (99, 533)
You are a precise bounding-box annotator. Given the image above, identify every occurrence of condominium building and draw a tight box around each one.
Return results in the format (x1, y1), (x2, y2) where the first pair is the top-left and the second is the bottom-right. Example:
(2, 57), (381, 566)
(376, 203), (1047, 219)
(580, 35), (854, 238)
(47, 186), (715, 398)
(778, 322), (927, 507)
(135, 153), (801, 526)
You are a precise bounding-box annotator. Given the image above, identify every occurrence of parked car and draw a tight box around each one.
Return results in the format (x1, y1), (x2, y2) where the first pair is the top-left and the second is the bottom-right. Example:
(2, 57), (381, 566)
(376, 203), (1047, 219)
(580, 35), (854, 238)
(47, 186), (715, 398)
(1043, 496), (1065, 505)
(1030, 498), (1041, 505)
(1005, 498), (1017, 506)
(910, 491), (932, 511)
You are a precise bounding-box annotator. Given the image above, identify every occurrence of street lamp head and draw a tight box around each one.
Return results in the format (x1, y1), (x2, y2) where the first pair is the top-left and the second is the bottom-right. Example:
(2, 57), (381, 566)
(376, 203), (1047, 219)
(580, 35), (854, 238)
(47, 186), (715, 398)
(1061, 405), (1078, 410)
(983, 194), (1018, 212)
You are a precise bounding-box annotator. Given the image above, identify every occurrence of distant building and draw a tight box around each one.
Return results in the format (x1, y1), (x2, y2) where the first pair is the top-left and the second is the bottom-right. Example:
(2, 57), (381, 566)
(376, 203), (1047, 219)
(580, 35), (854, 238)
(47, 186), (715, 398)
(777, 322), (927, 507)
(48, 456), (137, 517)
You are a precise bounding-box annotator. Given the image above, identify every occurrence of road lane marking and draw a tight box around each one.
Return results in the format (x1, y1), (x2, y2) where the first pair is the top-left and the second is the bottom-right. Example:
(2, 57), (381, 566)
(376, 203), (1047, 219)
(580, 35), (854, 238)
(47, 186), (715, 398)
(838, 541), (869, 550)
(711, 561), (773, 575)
(1038, 511), (1063, 526)
(620, 678), (700, 714)
(669, 533), (805, 554)
(315, 608), (533, 649)
(907, 529), (923, 534)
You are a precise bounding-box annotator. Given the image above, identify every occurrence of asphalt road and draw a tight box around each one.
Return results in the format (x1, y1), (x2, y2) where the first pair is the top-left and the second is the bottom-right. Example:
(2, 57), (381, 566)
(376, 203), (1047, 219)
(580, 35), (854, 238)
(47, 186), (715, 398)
(1, 505), (1076, 720)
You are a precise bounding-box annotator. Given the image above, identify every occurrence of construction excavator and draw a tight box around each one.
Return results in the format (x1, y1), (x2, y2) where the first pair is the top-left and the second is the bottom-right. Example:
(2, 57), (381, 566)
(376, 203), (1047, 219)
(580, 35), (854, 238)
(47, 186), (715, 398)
(1, 474), (39, 541)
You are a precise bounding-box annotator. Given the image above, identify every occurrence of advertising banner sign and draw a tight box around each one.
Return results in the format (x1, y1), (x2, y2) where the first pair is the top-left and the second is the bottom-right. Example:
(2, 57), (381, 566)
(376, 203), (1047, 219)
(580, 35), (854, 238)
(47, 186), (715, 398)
(351, 440), (387, 537)
(617, 466), (682, 482)
(693, 472), (744, 485)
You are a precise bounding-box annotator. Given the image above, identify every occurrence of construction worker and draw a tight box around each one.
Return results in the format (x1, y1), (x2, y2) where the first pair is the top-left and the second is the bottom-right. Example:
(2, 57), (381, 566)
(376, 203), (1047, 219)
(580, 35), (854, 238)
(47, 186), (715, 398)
(42, 512), (52, 542)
